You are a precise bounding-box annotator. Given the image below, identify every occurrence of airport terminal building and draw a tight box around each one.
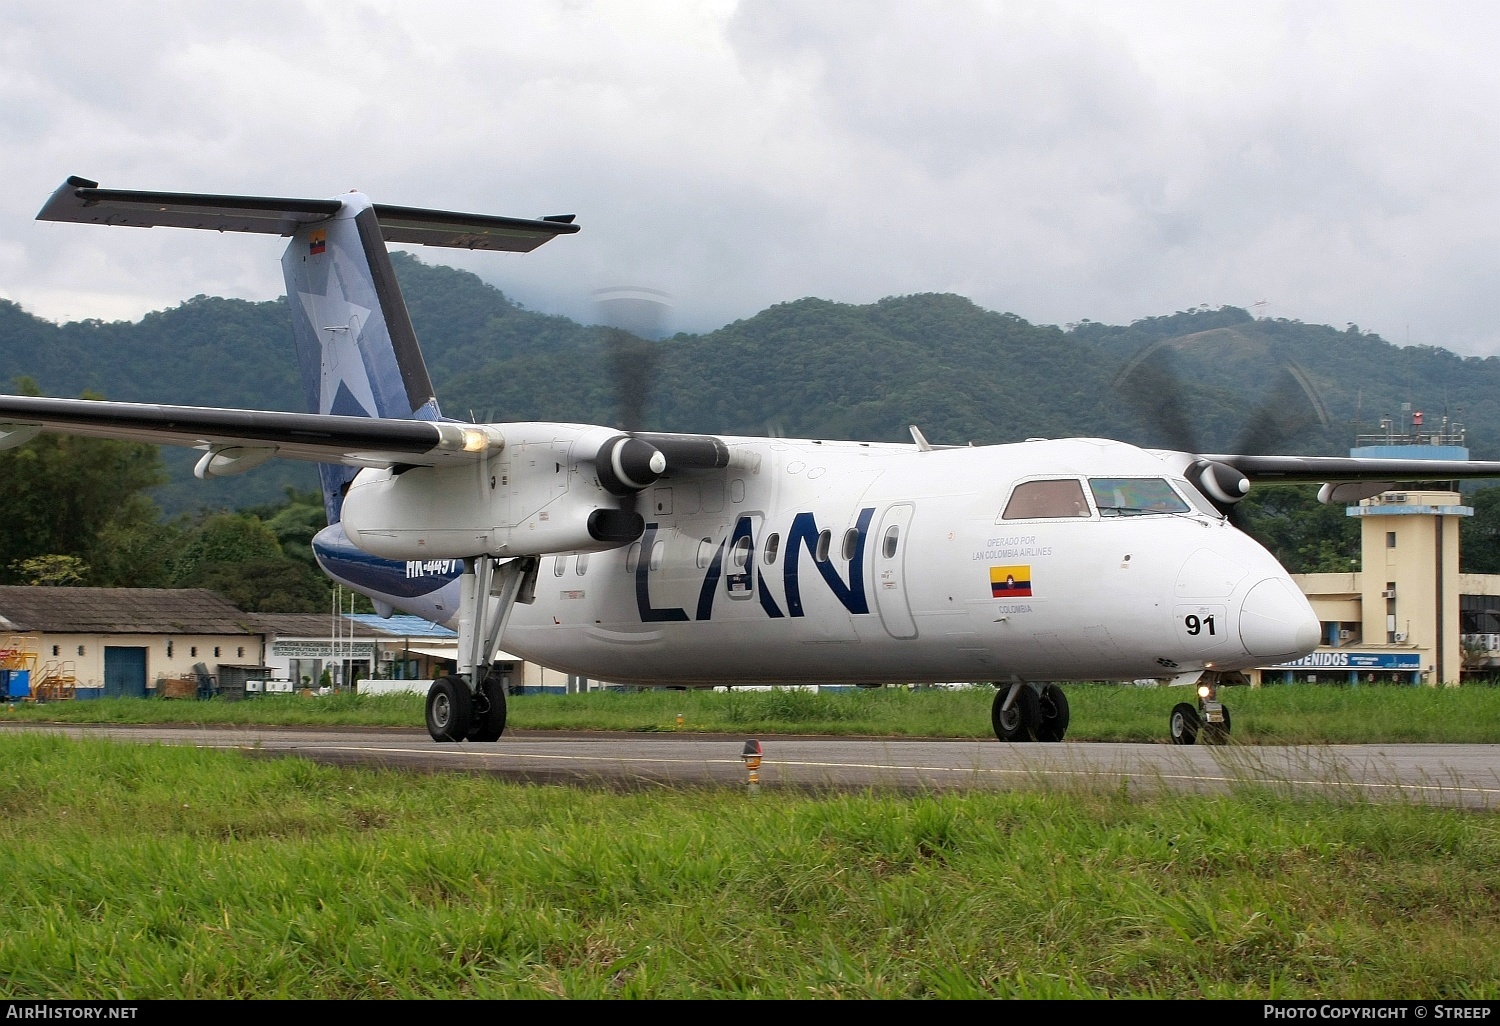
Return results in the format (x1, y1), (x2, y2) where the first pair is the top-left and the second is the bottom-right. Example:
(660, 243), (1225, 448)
(1256, 432), (1500, 685)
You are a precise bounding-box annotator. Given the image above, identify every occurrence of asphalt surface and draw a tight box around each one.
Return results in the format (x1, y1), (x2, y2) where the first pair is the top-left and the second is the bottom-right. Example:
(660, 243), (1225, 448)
(5, 721), (1500, 806)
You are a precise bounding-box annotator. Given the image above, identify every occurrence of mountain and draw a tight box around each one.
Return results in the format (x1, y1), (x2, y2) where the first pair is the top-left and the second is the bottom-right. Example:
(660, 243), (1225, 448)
(4, 252), (1500, 514)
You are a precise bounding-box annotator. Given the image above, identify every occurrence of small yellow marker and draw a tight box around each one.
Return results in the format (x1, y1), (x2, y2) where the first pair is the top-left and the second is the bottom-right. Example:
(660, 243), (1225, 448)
(741, 738), (763, 794)
(676, 712), (684, 729)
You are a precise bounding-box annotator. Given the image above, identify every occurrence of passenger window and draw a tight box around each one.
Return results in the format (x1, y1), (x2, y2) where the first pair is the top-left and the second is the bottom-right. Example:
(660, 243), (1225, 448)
(883, 525), (900, 559)
(553, 555), (567, 577)
(1003, 479), (1091, 520)
(575, 553), (589, 576)
(730, 479), (745, 503)
(626, 543), (641, 573)
(842, 528), (859, 561)
(696, 538), (715, 569)
(815, 529), (832, 562)
(650, 540), (666, 571)
(763, 533), (780, 564)
(1089, 478), (1190, 517)
(730, 536), (751, 569)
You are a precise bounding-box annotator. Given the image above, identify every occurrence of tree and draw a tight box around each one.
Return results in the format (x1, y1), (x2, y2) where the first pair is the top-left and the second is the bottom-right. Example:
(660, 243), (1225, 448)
(190, 555), (331, 613)
(1236, 485), (1361, 574)
(1461, 486), (1500, 573)
(9, 554), (88, 586)
(0, 378), (169, 585)
(170, 510), (334, 612)
(246, 488), (326, 569)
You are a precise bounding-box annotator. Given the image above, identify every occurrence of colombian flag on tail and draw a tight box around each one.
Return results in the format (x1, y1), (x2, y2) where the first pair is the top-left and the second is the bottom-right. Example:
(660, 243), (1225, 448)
(990, 564), (1032, 598)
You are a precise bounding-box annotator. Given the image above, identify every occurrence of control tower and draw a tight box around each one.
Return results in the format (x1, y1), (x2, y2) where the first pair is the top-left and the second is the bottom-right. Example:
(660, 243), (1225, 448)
(1265, 408), (1472, 685)
(1347, 410), (1470, 684)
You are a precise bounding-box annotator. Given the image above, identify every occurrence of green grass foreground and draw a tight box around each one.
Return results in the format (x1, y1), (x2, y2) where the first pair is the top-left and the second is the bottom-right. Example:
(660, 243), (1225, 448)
(0, 733), (1496, 998)
(5, 684), (1500, 743)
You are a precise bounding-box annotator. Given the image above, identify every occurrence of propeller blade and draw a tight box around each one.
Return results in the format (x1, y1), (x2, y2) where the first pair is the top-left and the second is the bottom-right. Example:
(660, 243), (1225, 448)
(604, 327), (657, 433)
(1229, 359), (1330, 456)
(594, 286), (672, 434)
(1111, 342), (1199, 454)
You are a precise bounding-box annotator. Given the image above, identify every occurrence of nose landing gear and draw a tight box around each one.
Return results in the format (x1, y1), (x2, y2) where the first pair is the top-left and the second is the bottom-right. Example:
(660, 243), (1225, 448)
(1168, 674), (1236, 745)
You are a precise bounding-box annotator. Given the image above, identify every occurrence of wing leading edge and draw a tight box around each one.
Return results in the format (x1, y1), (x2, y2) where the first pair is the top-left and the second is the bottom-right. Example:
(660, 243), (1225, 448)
(1210, 453), (1500, 483)
(0, 394), (501, 473)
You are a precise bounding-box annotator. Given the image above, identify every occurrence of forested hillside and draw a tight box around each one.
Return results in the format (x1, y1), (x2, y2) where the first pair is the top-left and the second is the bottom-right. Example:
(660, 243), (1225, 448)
(6, 252), (1500, 512)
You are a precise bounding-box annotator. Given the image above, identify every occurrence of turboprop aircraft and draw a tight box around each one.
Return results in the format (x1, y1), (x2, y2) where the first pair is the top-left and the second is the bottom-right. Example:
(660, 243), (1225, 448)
(10, 176), (1500, 746)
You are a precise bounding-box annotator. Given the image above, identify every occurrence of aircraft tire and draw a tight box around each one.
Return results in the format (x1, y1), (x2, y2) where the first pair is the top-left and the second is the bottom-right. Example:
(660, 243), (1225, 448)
(1169, 702), (1199, 745)
(1037, 683), (1070, 742)
(992, 684), (1041, 742)
(467, 672), (508, 742)
(1201, 705), (1231, 746)
(426, 675), (473, 742)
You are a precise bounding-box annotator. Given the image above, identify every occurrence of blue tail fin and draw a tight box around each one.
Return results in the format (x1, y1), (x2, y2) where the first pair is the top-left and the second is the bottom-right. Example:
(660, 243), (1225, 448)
(38, 175), (580, 526)
(281, 194), (440, 523)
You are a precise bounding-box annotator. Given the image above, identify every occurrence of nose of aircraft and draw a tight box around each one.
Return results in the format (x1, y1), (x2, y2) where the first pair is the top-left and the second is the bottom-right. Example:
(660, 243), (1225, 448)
(1238, 577), (1321, 662)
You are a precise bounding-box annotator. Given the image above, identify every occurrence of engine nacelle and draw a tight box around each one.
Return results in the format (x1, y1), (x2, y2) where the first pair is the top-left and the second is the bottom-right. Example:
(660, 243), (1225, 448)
(340, 422), (646, 560)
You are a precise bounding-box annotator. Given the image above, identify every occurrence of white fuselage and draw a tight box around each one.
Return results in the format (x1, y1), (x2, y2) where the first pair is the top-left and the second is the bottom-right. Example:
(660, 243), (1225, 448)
(373, 433), (1320, 685)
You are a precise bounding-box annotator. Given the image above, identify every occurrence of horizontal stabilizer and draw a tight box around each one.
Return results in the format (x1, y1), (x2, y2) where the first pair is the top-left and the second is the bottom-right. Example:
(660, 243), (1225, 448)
(36, 176), (580, 252)
(372, 204), (579, 252)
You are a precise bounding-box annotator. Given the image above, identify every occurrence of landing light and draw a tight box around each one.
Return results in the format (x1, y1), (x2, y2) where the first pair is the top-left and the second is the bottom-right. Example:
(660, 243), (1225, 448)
(436, 423), (504, 454)
(1197, 684), (1213, 699)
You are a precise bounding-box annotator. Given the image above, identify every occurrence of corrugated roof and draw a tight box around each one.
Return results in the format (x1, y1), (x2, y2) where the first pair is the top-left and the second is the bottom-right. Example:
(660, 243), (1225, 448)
(0, 587), (259, 635)
(251, 613), (399, 640)
(345, 613), (457, 638)
(251, 613), (455, 640)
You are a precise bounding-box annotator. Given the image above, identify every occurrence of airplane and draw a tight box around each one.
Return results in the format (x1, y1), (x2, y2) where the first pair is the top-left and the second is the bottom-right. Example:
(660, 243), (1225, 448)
(9, 175), (1500, 747)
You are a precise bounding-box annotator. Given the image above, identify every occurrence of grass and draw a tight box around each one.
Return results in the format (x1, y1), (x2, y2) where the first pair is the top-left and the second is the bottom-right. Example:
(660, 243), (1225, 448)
(0, 732), (1496, 998)
(6, 684), (1500, 744)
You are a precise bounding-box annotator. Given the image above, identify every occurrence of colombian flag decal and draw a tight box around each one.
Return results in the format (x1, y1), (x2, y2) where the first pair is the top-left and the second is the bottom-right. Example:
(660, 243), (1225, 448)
(309, 230), (326, 255)
(990, 564), (1032, 598)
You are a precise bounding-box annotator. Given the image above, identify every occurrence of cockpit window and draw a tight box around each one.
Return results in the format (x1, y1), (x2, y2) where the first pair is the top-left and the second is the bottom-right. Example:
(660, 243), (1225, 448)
(1002, 479), (1091, 520)
(1088, 478), (1191, 517)
(1175, 478), (1226, 519)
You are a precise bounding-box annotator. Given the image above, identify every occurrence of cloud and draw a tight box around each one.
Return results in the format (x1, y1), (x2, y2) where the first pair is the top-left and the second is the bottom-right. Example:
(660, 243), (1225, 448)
(3, 0), (1500, 356)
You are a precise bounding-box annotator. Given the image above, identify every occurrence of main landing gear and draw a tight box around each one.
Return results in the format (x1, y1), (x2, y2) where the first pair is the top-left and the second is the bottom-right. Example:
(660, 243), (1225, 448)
(1169, 675), (1233, 745)
(425, 555), (538, 743)
(991, 682), (1070, 742)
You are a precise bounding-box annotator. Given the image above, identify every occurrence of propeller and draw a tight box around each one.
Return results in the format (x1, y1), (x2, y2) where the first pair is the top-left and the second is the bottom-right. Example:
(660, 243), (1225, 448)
(589, 288), (673, 536)
(1112, 327), (1331, 524)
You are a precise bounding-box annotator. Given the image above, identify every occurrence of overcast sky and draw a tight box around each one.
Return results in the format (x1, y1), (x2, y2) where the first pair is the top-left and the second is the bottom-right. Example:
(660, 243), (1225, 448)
(4, 1), (1500, 353)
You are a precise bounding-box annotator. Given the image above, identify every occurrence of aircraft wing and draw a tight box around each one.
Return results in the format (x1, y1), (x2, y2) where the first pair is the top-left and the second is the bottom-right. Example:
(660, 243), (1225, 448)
(0, 394), (501, 472)
(1208, 454), (1500, 482)
(36, 176), (580, 253)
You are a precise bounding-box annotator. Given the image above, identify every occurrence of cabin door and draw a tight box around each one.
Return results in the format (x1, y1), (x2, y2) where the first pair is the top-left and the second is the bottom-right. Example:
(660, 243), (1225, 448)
(873, 503), (917, 639)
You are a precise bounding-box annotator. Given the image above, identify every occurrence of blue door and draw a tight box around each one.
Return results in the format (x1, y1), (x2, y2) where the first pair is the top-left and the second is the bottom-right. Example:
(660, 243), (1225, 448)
(104, 647), (147, 698)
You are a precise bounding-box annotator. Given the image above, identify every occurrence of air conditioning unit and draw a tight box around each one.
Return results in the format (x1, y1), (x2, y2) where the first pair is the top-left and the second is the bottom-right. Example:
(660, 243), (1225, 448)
(1382, 589), (1397, 599)
(1393, 632), (1408, 643)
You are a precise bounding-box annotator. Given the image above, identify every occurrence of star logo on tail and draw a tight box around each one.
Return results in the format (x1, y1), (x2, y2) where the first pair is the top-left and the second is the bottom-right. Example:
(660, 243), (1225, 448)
(298, 269), (379, 417)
